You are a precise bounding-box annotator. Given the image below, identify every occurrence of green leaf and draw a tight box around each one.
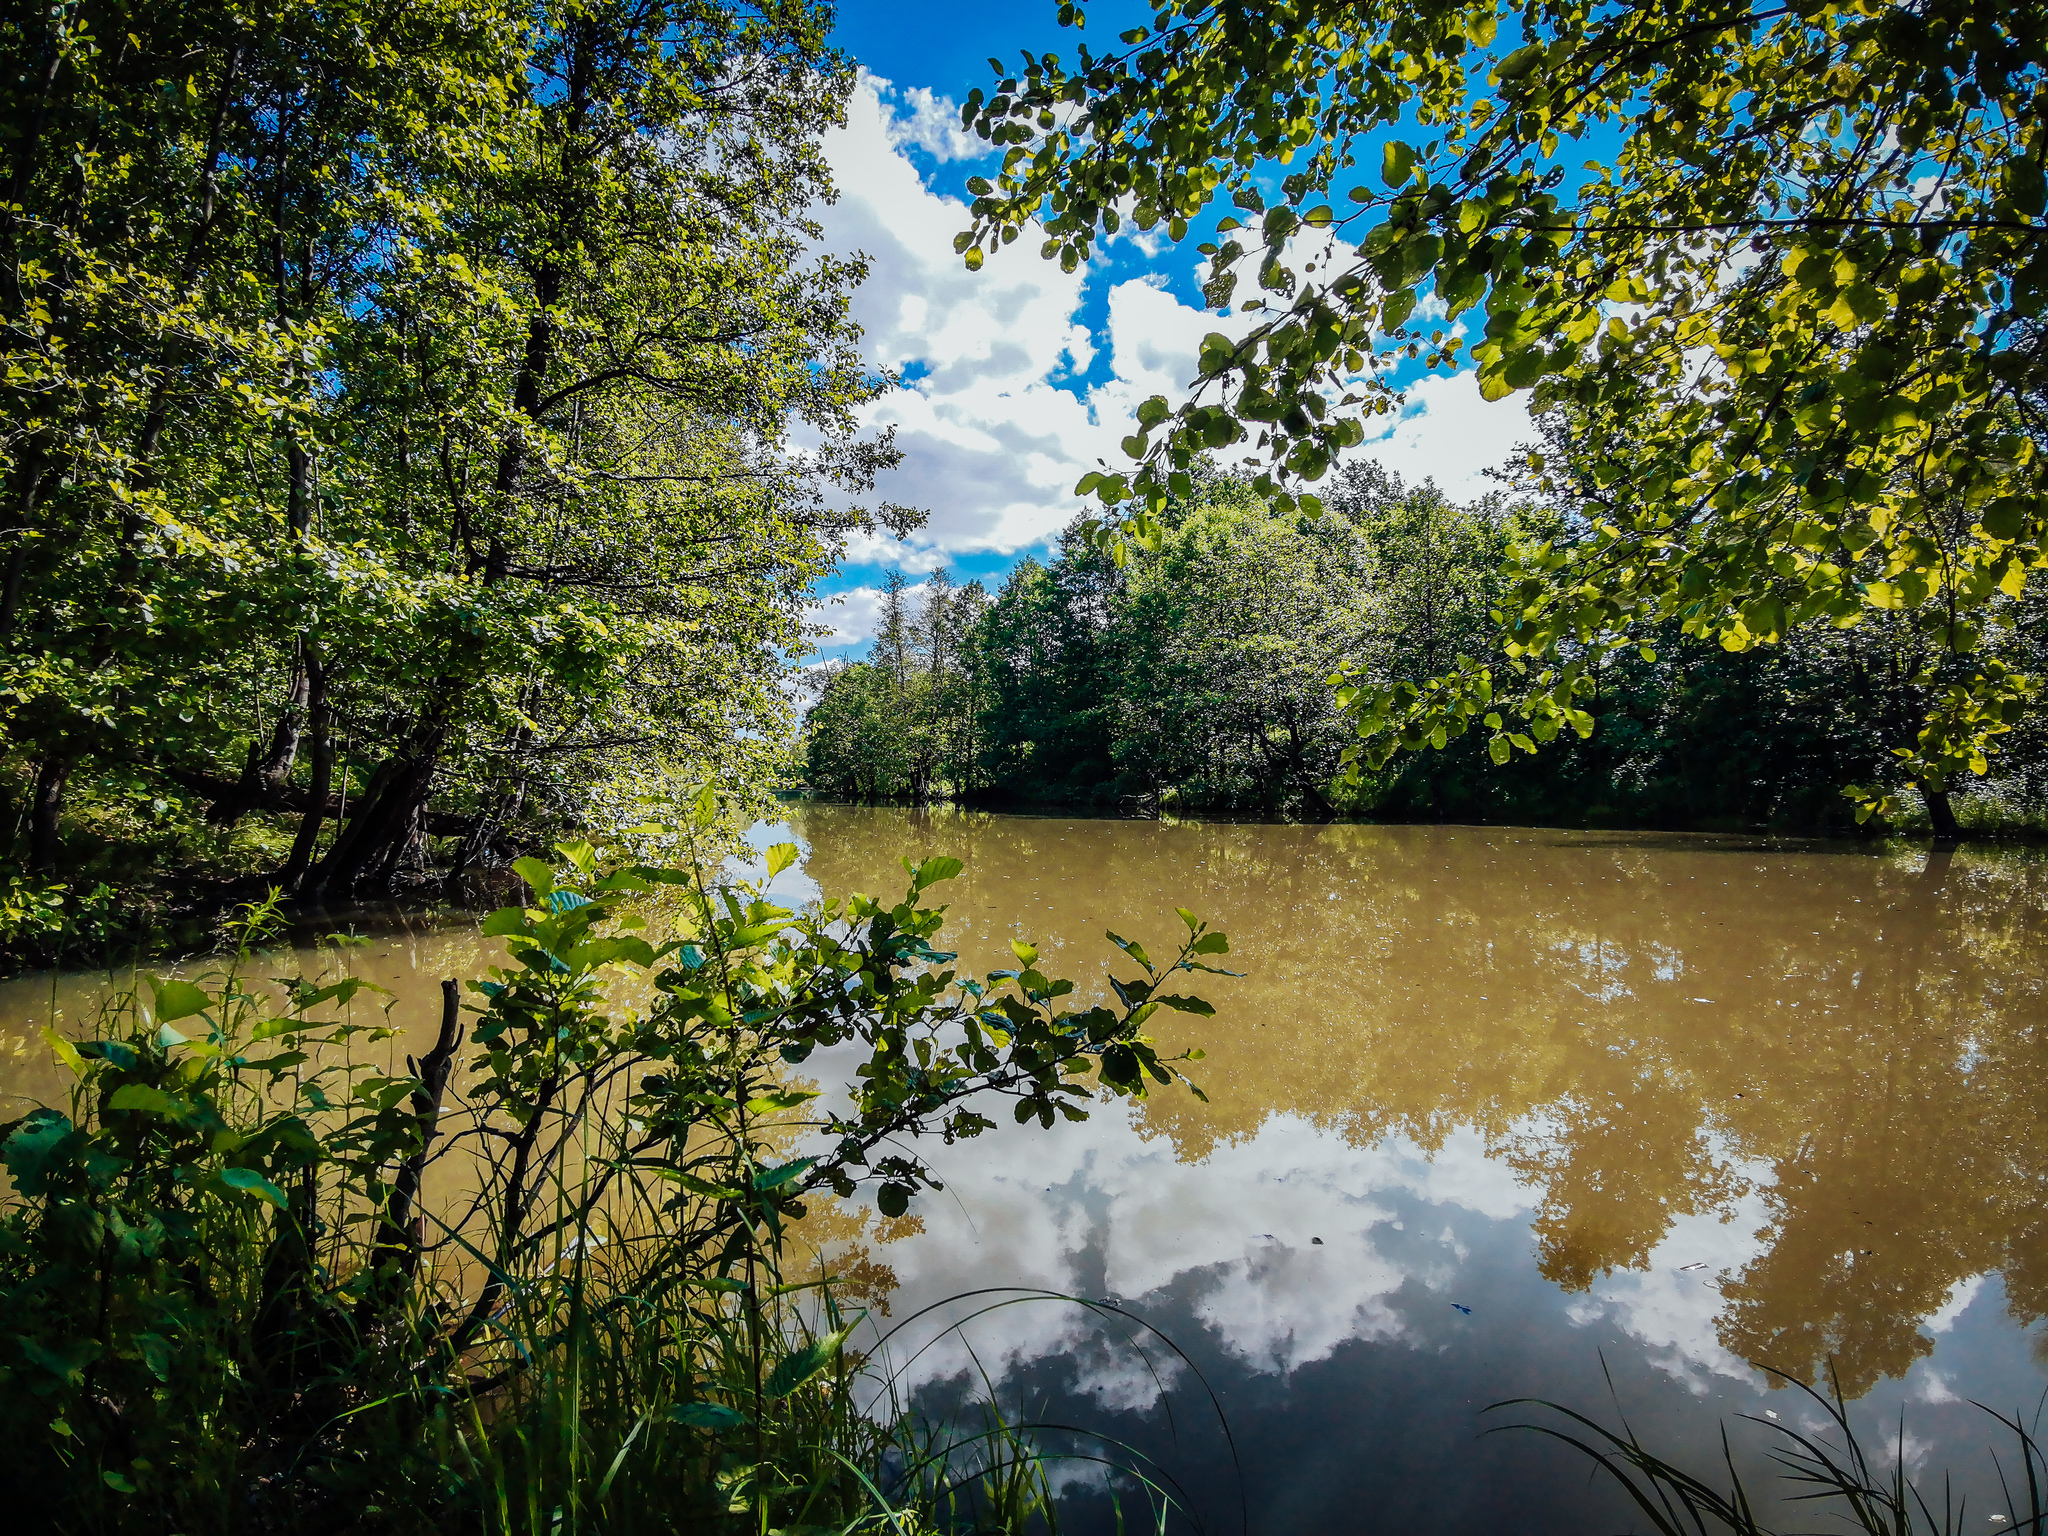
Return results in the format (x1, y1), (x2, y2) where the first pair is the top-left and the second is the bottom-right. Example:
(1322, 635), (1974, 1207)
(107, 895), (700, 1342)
(1153, 994), (1216, 1015)
(150, 977), (210, 1023)
(764, 1324), (857, 1398)
(913, 855), (963, 891)
(19, 1336), (99, 1383)
(752, 1156), (816, 1191)
(1380, 139), (1416, 187)
(1010, 938), (1039, 966)
(1175, 907), (1201, 932)
(764, 841), (799, 877)
(876, 1181), (912, 1218)
(108, 1084), (184, 1116)
(512, 857), (555, 899)
(671, 1402), (746, 1432)
(216, 1166), (289, 1209)
(691, 781), (718, 829)
(41, 1025), (84, 1078)
(1190, 932), (1231, 955)
(646, 1168), (745, 1200)
(743, 1089), (820, 1116)
(1106, 931), (1152, 967)
(480, 904), (527, 934)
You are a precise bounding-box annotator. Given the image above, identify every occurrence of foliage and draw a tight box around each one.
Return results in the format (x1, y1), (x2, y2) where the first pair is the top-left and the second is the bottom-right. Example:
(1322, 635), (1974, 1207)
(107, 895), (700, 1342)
(1111, 469), (1375, 812)
(957, 0), (2048, 817)
(803, 570), (991, 803)
(0, 786), (1226, 1532)
(808, 461), (1543, 818)
(1, 0), (909, 902)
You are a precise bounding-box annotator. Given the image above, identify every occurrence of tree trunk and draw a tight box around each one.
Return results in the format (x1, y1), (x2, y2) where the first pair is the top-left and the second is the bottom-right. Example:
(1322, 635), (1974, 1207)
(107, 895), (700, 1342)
(445, 775), (524, 889)
(26, 755), (70, 874)
(210, 662), (309, 826)
(1919, 780), (1962, 843)
(369, 978), (463, 1287)
(302, 730), (440, 897)
(279, 658), (330, 892)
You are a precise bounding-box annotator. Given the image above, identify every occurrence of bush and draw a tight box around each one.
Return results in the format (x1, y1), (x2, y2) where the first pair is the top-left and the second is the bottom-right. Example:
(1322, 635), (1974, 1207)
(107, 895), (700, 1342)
(0, 791), (1227, 1534)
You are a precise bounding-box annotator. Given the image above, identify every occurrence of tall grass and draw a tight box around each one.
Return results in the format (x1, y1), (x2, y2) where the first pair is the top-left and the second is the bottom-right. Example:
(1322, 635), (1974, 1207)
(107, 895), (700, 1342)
(1500, 1365), (2048, 1536)
(0, 810), (1230, 1534)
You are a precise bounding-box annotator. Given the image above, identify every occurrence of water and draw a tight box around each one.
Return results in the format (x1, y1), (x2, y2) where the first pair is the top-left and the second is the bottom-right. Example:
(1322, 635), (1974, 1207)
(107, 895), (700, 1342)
(5, 806), (2046, 1532)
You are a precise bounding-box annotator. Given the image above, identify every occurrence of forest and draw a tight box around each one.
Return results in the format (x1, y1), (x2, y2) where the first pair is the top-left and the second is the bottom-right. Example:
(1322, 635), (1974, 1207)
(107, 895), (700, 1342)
(0, 0), (909, 951)
(804, 459), (2048, 836)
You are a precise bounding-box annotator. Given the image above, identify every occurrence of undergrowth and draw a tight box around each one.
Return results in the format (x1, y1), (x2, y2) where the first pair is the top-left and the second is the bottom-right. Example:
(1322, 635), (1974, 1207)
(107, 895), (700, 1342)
(0, 784), (1232, 1534)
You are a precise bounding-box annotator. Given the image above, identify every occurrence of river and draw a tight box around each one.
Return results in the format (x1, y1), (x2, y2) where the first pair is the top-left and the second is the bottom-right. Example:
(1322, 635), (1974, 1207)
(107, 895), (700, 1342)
(5, 804), (2046, 1533)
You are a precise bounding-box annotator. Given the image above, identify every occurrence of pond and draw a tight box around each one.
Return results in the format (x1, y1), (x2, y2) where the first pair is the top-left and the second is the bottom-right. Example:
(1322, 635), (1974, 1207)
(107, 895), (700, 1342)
(5, 804), (2046, 1533)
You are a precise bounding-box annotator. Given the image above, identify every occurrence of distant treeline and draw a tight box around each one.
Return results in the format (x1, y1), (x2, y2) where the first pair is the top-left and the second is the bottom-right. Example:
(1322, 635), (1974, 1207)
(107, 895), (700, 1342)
(803, 462), (2048, 835)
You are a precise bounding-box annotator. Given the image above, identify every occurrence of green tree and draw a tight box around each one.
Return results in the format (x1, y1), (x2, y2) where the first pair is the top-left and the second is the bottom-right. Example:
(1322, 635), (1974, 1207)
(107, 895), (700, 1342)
(958, 0), (2048, 820)
(973, 530), (1125, 802)
(1115, 468), (1372, 812)
(802, 569), (992, 802)
(1, 0), (906, 903)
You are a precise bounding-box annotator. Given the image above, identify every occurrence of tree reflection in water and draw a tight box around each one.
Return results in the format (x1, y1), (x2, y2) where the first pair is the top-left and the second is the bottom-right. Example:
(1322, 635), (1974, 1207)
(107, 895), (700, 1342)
(786, 804), (2048, 1403)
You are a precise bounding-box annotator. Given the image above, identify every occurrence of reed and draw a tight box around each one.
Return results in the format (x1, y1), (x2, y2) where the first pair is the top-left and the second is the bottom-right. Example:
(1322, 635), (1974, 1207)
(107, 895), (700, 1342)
(1498, 1364), (2048, 1536)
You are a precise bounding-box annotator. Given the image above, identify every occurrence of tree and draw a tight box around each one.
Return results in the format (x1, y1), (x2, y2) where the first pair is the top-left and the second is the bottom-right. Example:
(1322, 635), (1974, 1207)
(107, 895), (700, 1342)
(973, 531), (1125, 803)
(1115, 468), (1372, 812)
(0, 0), (906, 899)
(957, 0), (2048, 822)
(801, 570), (992, 802)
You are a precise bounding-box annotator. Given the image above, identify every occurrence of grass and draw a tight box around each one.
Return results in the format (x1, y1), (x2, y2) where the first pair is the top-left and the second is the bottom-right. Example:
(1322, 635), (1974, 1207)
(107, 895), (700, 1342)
(1498, 1363), (2048, 1536)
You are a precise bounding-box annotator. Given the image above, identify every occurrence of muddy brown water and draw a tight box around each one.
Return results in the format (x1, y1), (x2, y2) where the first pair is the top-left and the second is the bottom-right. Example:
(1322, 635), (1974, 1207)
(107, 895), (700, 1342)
(7, 805), (2047, 1533)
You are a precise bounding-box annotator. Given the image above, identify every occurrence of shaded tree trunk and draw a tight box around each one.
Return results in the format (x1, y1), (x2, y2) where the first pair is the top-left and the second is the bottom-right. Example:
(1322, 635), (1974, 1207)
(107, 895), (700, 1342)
(279, 656), (331, 892)
(26, 755), (70, 873)
(211, 662), (308, 826)
(301, 718), (441, 898)
(1919, 780), (1962, 843)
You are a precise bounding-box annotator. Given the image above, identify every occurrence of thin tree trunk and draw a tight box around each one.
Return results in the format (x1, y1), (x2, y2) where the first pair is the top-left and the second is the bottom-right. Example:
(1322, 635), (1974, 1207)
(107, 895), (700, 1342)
(26, 755), (70, 873)
(280, 657), (330, 892)
(370, 979), (463, 1285)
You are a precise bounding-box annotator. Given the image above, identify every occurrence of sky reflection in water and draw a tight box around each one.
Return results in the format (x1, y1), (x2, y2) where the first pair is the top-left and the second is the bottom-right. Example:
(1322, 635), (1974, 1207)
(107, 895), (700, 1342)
(770, 807), (2048, 1534)
(3, 809), (2044, 1531)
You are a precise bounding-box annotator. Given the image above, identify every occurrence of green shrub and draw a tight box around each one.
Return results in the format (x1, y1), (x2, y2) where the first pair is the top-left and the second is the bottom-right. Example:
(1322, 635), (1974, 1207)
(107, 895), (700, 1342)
(0, 791), (1227, 1534)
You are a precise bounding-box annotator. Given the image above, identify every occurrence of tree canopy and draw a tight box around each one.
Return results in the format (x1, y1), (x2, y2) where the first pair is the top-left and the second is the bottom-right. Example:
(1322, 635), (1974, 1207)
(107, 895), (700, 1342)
(957, 0), (2048, 821)
(1, 0), (905, 907)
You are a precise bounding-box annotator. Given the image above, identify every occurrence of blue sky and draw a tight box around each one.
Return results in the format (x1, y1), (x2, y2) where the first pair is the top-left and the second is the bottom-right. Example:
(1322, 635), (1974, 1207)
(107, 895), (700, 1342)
(804, 0), (1536, 663)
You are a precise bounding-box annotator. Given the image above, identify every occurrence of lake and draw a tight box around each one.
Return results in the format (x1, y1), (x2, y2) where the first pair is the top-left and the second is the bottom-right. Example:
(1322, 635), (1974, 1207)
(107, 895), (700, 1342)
(6, 804), (2046, 1533)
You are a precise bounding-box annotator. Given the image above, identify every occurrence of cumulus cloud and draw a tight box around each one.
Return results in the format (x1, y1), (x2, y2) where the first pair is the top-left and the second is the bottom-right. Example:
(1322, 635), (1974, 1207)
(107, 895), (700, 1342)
(1359, 368), (1536, 503)
(803, 577), (939, 648)
(875, 78), (984, 162)
(817, 74), (1534, 562)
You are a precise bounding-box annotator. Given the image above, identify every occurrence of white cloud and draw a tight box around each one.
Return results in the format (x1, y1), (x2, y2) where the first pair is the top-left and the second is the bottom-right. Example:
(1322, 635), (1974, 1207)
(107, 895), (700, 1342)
(804, 583), (888, 647)
(1562, 1161), (1778, 1394)
(874, 77), (984, 162)
(1920, 1273), (1985, 1335)
(1358, 368), (1535, 503)
(800, 1096), (1534, 1406)
(818, 75), (1536, 559)
(803, 576), (950, 648)
(832, 528), (952, 575)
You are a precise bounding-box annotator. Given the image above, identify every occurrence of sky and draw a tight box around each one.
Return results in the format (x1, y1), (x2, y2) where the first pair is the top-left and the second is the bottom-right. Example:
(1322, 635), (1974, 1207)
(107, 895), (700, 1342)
(803, 0), (1537, 662)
